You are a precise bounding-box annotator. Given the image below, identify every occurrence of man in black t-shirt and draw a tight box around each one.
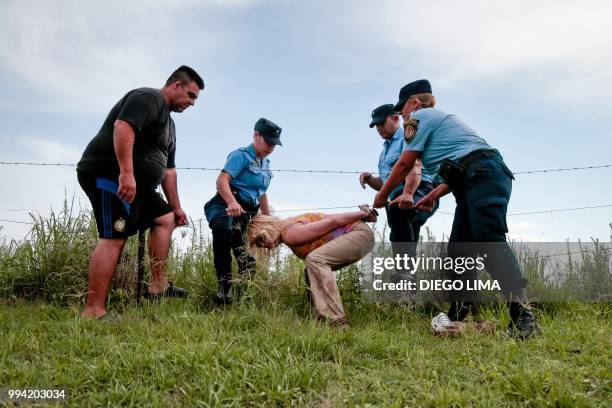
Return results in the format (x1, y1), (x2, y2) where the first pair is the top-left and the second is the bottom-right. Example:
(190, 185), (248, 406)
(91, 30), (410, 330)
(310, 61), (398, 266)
(77, 65), (204, 319)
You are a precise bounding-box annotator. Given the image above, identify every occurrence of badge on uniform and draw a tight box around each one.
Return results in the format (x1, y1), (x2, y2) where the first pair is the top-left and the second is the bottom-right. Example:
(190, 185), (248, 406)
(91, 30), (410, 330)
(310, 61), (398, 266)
(403, 118), (419, 143)
(114, 217), (127, 232)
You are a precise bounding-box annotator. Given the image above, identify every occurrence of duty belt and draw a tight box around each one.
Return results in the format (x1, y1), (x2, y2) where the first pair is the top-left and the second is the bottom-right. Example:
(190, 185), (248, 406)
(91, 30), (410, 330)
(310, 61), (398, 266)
(458, 149), (499, 169)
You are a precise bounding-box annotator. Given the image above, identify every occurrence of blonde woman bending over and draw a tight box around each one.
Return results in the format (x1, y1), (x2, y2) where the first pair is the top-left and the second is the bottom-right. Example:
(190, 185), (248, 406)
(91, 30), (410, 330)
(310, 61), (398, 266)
(247, 205), (377, 328)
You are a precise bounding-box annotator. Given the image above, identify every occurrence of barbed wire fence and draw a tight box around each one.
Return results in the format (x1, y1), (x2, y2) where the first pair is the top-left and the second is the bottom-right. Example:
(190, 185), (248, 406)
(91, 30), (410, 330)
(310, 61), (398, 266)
(2, 160), (609, 309)
(1, 161), (611, 235)
(1, 161), (611, 174)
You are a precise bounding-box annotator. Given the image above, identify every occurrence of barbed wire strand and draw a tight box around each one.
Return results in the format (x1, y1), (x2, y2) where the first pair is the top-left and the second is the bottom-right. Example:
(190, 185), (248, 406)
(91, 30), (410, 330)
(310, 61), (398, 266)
(1, 161), (611, 176)
(522, 248), (610, 260)
(3, 203), (610, 230)
(1, 220), (607, 261)
(437, 204), (612, 217)
(0, 218), (35, 225)
(507, 204), (612, 216)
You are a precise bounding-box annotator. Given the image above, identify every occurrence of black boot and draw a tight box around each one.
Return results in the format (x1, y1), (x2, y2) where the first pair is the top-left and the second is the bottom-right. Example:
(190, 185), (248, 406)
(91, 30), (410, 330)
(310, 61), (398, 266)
(447, 301), (471, 322)
(215, 281), (232, 305)
(508, 301), (540, 339)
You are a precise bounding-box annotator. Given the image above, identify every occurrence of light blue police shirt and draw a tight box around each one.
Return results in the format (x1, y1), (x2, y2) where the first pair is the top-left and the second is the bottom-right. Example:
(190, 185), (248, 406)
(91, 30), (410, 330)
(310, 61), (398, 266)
(222, 144), (273, 206)
(379, 126), (433, 186)
(402, 108), (493, 182)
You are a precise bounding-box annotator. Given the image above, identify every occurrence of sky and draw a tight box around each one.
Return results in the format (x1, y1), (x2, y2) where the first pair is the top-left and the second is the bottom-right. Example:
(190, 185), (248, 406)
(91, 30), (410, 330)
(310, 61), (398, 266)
(0, 0), (611, 243)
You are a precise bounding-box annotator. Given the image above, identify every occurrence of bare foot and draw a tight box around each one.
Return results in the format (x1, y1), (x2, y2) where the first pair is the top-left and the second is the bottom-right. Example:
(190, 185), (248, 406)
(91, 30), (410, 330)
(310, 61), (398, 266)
(81, 308), (106, 319)
(147, 279), (170, 295)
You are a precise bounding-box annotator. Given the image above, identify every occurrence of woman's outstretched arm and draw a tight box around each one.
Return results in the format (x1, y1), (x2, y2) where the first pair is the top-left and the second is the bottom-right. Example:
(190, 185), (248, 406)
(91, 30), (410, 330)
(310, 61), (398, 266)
(282, 210), (371, 247)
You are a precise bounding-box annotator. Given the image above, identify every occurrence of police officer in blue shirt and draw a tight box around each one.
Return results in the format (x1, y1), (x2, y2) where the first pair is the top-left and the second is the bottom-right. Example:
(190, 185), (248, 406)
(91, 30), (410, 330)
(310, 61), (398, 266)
(373, 80), (539, 339)
(205, 118), (281, 304)
(360, 104), (438, 269)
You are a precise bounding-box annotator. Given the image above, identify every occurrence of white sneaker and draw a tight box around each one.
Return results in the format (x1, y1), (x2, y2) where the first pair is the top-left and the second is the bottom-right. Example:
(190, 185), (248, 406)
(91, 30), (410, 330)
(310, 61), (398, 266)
(431, 312), (463, 337)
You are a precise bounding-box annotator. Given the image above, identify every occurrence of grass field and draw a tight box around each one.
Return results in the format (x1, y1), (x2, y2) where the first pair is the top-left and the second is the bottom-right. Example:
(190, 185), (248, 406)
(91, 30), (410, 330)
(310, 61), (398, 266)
(1, 300), (611, 407)
(0, 209), (611, 407)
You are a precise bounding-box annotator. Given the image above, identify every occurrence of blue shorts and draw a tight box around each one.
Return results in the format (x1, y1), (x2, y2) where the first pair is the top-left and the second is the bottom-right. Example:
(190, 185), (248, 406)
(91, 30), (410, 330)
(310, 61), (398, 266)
(77, 171), (172, 239)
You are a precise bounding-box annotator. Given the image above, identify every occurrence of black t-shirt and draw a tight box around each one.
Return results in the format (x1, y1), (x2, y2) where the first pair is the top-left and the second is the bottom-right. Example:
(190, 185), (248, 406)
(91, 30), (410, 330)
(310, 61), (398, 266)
(77, 88), (176, 190)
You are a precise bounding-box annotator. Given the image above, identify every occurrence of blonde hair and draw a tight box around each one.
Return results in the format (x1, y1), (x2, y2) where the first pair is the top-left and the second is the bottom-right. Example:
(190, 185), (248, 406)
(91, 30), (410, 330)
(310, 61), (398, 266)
(246, 214), (283, 252)
(411, 93), (436, 108)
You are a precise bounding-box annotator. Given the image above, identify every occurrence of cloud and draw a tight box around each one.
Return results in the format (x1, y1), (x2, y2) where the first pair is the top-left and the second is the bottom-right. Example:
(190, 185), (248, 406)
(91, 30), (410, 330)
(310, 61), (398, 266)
(0, 133), (82, 162)
(387, 3), (608, 73)
(0, 0), (259, 113)
(20, 138), (82, 163)
(5, 0), (610, 114)
(339, 1), (612, 111)
(0, 135), (85, 237)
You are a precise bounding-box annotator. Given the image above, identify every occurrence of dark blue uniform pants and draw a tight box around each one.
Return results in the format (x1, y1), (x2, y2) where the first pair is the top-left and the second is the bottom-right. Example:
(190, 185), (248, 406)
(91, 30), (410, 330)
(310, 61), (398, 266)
(385, 181), (438, 259)
(205, 193), (259, 293)
(447, 153), (526, 303)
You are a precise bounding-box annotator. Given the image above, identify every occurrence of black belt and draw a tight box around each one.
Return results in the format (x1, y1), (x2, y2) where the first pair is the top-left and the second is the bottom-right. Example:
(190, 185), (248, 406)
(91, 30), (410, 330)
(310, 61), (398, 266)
(458, 149), (499, 168)
(420, 181), (434, 189)
(229, 190), (260, 213)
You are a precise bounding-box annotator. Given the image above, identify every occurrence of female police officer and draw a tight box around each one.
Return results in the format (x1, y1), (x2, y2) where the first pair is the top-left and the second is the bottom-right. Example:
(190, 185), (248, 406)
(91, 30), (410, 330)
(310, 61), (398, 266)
(205, 118), (282, 304)
(373, 80), (539, 339)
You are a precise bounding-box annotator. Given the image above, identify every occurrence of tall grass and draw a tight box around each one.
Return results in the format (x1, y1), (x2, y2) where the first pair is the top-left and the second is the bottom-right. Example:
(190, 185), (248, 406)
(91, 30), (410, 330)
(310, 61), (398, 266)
(0, 201), (151, 303)
(0, 204), (610, 308)
(517, 238), (612, 302)
(0, 204), (347, 309)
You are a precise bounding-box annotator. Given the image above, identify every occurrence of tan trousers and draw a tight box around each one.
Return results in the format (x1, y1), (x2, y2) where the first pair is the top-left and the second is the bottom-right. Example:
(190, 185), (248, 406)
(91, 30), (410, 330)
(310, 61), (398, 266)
(304, 222), (374, 323)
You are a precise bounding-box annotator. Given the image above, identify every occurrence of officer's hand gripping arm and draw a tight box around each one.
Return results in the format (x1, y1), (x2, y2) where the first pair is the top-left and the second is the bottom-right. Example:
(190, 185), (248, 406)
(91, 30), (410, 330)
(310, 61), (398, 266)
(415, 183), (450, 212)
(216, 171), (244, 217)
(373, 150), (419, 208)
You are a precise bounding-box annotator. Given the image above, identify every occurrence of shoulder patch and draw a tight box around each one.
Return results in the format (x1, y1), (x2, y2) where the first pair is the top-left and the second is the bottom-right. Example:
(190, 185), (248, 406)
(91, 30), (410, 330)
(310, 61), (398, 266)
(403, 118), (419, 143)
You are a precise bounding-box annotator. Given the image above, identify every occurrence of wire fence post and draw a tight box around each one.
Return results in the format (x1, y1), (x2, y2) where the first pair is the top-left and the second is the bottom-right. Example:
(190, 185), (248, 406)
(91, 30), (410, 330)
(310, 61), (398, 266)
(136, 229), (146, 304)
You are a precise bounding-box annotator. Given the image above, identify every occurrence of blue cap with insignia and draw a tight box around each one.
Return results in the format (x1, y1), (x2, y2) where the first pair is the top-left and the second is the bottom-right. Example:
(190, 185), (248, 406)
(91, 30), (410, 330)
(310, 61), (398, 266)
(393, 79), (432, 112)
(254, 117), (282, 146)
(369, 104), (396, 128)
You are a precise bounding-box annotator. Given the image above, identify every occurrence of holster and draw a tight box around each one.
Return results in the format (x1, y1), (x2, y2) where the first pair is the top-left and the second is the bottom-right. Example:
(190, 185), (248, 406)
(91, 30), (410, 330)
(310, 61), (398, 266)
(438, 158), (466, 189)
(204, 189), (260, 223)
